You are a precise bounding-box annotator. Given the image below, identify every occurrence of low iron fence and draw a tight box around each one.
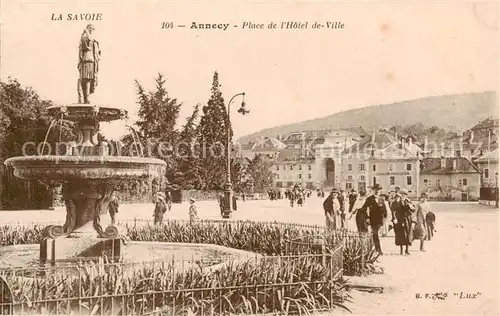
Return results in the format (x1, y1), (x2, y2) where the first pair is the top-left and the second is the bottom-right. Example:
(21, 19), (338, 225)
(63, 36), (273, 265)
(0, 218), (377, 314)
(0, 250), (344, 315)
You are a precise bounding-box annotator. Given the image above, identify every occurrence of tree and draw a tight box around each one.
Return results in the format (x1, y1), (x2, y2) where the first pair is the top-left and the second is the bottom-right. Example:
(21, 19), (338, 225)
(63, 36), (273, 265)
(195, 72), (233, 190)
(173, 104), (203, 189)
(247, 155), (274, 191)
(129, 74), (183, 182)
(135, 73), (181, 144)
(0, 78), (74, 210)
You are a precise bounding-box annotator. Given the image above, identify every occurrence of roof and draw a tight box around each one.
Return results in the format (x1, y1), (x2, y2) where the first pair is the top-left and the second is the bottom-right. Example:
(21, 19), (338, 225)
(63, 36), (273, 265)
(471, 117), (499, 131)
(476, 148), (499, 163)
(276, 149), (315, 163)
(253, 137), (286, 151)
(345, 132), (396, 153)
(240, 142), (255, 150)
(420, 157), (481, 174)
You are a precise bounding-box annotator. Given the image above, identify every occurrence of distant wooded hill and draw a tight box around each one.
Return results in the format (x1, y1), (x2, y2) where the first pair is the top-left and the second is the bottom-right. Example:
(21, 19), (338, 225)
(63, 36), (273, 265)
(239, 91), (498, 143)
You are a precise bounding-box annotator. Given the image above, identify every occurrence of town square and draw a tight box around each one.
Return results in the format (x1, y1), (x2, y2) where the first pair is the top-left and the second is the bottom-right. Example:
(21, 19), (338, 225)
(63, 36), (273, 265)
(0, 1), (499, 315)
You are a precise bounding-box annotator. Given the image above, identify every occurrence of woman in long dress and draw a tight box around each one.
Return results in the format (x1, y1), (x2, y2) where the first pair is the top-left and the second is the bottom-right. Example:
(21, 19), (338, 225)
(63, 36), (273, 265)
(413, 193), (429, 251)
(391, 191), (414, 255)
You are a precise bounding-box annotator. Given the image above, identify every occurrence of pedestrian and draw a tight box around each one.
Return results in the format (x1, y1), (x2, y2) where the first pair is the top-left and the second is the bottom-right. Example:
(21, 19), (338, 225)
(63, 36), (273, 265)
(379, 193), (390, 237)
(339, 190), (349, 230)
(357, 184), (385, 255)
(232, 194), (238, 211)
(426, 208), (436, 241)
(323, 189), (335, 230)
(242, 192), (246, 202)
(188, 197), (199, 222)
(391, 189), (414, 255)
(153, 193), (167, 225)
(108, 192), (119, 225)
(331, 190), (341, 230)
(165, 190), (172, 212)
(413, 192), (429, 251)
(348, 189), (358, 213)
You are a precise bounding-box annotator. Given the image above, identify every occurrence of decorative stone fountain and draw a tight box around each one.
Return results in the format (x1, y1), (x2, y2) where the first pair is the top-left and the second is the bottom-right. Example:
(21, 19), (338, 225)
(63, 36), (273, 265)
(2, 24), (257, 271)
(4, 104), (167, 263)
(3, 24), (167, 264)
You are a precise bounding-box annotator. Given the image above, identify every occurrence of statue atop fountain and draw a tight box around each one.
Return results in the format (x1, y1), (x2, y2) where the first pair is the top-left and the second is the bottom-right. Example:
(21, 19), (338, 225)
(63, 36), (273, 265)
(78, 24), (101, 104)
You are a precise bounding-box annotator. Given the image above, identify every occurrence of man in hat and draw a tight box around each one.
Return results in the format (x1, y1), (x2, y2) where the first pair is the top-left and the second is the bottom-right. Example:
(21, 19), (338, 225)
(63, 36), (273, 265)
(188, 198), (199, 222)
(357, 183), (385, 255)
(153, 193), (167, 225)
(108, 192), (119, 225)
(348, 189), (358, 213)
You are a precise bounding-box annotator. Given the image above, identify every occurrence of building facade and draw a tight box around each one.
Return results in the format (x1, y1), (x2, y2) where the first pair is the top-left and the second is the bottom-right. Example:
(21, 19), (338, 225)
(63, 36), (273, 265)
(420, 157), (482, 201)
(475, 148), (499, 187)
(341, 133), (421, 196)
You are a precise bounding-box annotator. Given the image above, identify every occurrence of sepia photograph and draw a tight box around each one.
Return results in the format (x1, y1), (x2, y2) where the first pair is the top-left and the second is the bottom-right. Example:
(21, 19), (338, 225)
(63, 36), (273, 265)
(0, 0), (498, 315)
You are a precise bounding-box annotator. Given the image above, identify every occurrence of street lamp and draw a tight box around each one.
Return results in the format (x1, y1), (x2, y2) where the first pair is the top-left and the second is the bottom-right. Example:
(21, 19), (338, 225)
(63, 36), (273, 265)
(223, 92), (249, 219)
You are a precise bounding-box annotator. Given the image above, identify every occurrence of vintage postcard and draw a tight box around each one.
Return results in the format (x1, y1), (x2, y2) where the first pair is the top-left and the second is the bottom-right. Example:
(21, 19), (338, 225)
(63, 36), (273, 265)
(0, 0), (498, 315)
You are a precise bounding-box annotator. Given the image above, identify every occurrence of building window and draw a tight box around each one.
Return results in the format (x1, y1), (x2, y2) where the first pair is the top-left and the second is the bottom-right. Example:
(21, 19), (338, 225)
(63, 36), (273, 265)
(308, 174), (312, 179)
(360, 175), (365, 181)
(463, 178), (468, 186)
(436, 179), (441, 187)
(373, 177), (377, 185)
(406, 163), (412, 171)
(348, 164), (352, 171)
(424, 179), (428, 184)
(389, 163), (394, 172)
(348, 155), (353, 160)
(372, 164), (377, 172)
(459, 179), (462, 186)
(455, 150), (461, 157)
(298, 174), (302, 179)
(359, 164), (365, 171)
(308, 165), (311, 171)
(407, 176), (412, 185)
(299, 165), (302, 171)
(347, 175), (353, 181)
(346, 183), (353, 189)
(276, 165), (279, 171)
(290, 165), (293, 170)
(485, 168), (490, 179)
(390, 176), (395, 185)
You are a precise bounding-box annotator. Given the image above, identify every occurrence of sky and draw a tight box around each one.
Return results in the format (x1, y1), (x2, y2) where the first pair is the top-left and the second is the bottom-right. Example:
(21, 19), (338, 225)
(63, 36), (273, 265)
(1, 0), (499, 140)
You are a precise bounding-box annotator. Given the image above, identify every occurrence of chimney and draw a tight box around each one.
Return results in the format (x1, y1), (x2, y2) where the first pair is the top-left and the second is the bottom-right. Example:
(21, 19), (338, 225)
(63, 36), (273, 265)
(469, 131), (474, 144)
(452, 159), (457, 170)
(440, 157), (446, 168)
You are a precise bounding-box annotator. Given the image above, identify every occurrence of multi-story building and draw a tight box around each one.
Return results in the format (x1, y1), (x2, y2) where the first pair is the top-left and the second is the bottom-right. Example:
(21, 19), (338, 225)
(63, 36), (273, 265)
(341, 133), (421, 196)
(314, 129), (363, 188)
(273, 149), (317, 189)
(420, 157), (482, 201)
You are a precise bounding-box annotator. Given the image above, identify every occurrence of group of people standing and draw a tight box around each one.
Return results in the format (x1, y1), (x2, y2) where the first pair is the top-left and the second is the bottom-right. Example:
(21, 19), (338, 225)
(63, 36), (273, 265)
(322, 188), (358, 230)
(323, 184), (437, 256)
(352, 184), (437, 255)
(285, 186), (312, 207)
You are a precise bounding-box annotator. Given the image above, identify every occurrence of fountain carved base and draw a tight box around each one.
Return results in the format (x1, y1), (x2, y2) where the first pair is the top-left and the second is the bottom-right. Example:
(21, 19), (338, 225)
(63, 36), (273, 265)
(43, 181), (118, 239)
(39, 181), (123, 264)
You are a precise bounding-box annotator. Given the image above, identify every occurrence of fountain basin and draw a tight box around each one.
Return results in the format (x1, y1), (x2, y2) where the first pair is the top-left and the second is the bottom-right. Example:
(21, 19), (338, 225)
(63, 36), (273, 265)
(47, 103), (126, 122)
(4, 156), (166, 181)
(0, 242), (258, 271)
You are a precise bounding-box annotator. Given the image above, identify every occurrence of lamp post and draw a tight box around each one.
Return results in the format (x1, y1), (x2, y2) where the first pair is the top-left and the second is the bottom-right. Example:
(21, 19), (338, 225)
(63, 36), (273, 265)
(222, 92), (249, 219)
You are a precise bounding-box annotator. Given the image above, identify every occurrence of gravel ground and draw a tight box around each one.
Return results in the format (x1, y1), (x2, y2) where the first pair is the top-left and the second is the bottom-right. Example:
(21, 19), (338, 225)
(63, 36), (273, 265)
(1, 196), (498, 315)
